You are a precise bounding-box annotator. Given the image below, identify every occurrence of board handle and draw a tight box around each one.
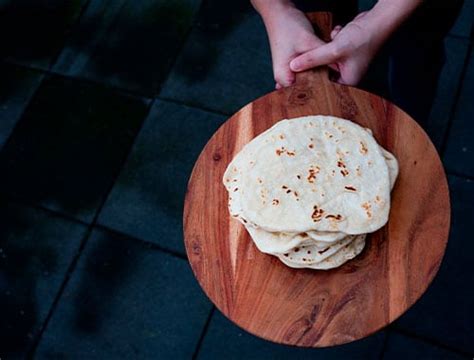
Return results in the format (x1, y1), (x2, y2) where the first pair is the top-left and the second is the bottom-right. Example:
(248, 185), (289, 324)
(294, 12), (333, 85)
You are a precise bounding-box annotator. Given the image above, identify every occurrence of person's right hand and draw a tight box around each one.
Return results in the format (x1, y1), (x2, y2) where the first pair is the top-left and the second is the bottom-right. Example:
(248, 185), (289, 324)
(261, 2), (326, 89)
(290, 11), (386, 86)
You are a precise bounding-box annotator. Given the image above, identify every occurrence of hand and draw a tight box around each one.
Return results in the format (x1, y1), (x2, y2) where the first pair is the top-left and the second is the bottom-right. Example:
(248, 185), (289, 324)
(290, 11), (386, 86)
(261, 3), (326, 89)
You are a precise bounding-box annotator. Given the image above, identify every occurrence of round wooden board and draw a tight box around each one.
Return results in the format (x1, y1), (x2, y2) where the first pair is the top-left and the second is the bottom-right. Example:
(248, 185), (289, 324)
(183, 13), (450, 347)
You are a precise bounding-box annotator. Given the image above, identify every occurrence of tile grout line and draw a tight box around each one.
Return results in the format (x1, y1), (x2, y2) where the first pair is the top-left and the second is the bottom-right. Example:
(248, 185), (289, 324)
(447, 33), (473, 41)
(1, 59), (154, 101)
(1, 59), (230, 118)
(6, 195), (90, 227)
(155, 0), (204, 96)
(87, 95), (158, 226)
(156, 95), (230, 117)
(7, 193), (188, 261)
(0, 64), (48, 156)
(95, 224), (188, 261)
(447, 170), (474, 181)
(47, 0), (93, 70)
(27, 97), (158, 358)
(439, 38), (473, 156)
(390, 327), (474, 357)
(154, 1), (235, 117)
(26, 223), (94, 359)
(378, 329), (391, 360)
(192, 306), (215, 360)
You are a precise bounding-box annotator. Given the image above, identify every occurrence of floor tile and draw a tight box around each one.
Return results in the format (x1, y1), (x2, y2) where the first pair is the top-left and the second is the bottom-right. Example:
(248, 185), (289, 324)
(394, 176), (474, 354)
(160, 0), (274, 114)
(53, 0), (200, 95)
(0, 76), (150, 222)
(0, 200), (87, 357)
(449, 0), (473, 38)
(0, 63), (43, 149)
(359, 0), (470, 38)
(197, 311), (386, 360)
(36, 228), (212, 358)
(0, 0), (88, 69)
(383, 332), (469, 360)
(358, 0), (377, 12)
(98, 100), (225, 254)
(426, 37), (470, 150)
(444, 47), (474, 177)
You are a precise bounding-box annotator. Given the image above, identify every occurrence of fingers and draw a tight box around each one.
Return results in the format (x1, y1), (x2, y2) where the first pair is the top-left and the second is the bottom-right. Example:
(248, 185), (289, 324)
(289, 42), (340, 72)
(330, 25), (342, 40)
(336, 61), (366, 86)
(296, 33), (326, 54)
(273, 62), (295, 87)
(274, 71), (295, 87)
(337, 76), (360, 86)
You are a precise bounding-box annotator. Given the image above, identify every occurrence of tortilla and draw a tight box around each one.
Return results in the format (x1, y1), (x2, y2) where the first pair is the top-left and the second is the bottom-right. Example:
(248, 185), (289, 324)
(277, 234), (366, 270)
(242, 150), (398, 254)
(277, 235), (356, 264)
(306, 230), (347, 242)
(246, 225), (348, 254)
(382, 148), (399, 190)
(223, 116), (391, 234)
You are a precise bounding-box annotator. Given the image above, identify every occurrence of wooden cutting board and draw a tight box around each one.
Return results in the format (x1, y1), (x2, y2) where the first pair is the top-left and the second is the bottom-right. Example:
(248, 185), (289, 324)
(183, 12), (450, 347)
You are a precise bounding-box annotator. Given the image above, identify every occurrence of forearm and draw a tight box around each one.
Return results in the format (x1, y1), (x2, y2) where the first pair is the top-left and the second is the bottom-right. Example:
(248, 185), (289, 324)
(251, 0), (296, 31)
(251, 0), (309, 46)
(251, 0), (293, 16)
(364, 0), (423, 42)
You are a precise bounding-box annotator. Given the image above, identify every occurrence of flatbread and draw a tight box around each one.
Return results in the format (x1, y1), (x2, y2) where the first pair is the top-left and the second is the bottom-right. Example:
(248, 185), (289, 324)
(224, 116), (391, 234)
(277, 235), (356, 264)
(277, 234), (366, 270)
(382, 148), (399, 190)
(306, 230), (347, 242)
(246, 225), (348, 254)
(243, 150), (397, 253)
(227, 145), (397, 229)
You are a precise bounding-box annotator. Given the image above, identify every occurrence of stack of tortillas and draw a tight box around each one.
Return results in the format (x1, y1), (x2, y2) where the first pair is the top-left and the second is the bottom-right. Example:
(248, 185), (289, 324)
(223, 115), (398, 270)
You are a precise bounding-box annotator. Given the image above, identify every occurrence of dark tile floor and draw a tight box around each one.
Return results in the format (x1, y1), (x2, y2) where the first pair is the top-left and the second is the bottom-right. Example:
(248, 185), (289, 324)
(382, 333), (469, 360)
(53, 0), (201, 95)
(0, 64), (44, 149)
(160, 0), (274, 114)
(0, 0), (473, 358)
(198, 312), (386, 360)
(36, 228), (211, 359)
(0, 75), (150, 222)
(0, 0), (89, 69)
(444, 46), (474, 177)
(98, 100), (225, 255)
(0, 201), (87, 357)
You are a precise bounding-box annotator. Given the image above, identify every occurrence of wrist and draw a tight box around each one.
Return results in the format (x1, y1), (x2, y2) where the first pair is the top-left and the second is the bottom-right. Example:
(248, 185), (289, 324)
(251, 0), (295, 20)
(357, 7), (400, 48)
(253, 0), (301, 41)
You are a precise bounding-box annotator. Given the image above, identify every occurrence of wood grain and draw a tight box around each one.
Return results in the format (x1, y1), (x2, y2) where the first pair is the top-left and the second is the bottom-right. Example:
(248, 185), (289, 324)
(183, 13), (450, 347)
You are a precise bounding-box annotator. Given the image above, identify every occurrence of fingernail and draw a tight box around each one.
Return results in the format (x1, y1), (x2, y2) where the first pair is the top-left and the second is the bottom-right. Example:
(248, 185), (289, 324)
(290, 61), (299, 72)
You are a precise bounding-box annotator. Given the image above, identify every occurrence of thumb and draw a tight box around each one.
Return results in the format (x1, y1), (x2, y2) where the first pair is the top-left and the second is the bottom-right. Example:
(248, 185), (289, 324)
(330, 25), (342, 40)
(273, 64), (295, 88)
(290, 43), (340, 72)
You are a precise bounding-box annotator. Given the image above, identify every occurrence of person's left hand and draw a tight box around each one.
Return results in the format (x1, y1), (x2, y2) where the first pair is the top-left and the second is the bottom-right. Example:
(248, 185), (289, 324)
(289, 11), (386, 85)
